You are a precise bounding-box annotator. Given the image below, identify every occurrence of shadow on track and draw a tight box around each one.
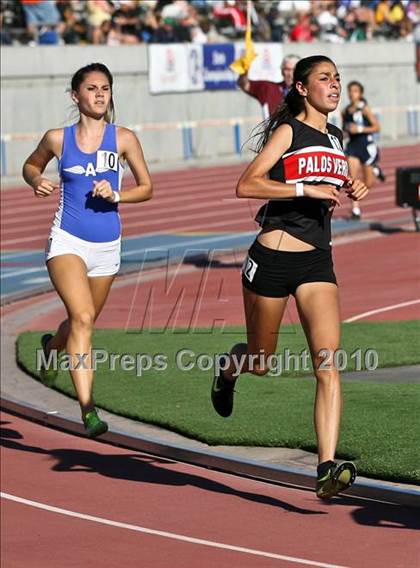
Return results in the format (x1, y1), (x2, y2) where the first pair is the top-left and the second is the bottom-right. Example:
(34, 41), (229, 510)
(2, 420), (419, 529)
(1, 421), (322, 517)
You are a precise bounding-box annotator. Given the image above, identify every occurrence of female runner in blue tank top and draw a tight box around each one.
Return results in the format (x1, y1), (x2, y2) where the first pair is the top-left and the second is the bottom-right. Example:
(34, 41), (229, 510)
(211, 56), (369, 499)
(23, 63), (152, 438)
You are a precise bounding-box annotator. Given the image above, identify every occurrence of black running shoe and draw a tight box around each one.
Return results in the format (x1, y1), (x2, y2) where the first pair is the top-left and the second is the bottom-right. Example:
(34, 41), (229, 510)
(351, 210), (361, 221)
(211, 354), (236, 417)
(373, 165), (386, 182)
(40, 333), (58, 387)
(316, 461), (357, 499)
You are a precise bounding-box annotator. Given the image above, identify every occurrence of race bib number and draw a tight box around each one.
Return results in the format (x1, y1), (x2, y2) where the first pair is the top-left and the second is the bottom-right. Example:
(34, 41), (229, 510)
(242, 256), (258, 283)
(327, 134), (343, 151)
(96, 150), (118, 172)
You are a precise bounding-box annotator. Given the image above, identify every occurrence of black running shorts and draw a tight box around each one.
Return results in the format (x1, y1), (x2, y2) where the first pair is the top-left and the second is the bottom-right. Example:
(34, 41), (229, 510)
(345, 138), (379, 166)
(242, 239), (337, 298)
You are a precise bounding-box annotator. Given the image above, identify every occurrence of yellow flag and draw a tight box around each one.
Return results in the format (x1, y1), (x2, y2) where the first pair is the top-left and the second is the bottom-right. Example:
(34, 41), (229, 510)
(229, 1), (257, 75)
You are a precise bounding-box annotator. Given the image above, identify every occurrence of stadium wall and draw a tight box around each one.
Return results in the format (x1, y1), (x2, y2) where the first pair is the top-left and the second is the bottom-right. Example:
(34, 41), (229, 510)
(1, 42), (419, 177)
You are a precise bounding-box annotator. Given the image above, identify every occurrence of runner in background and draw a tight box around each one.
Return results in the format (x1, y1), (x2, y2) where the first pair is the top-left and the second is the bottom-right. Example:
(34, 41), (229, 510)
(342, 80), (386, 220)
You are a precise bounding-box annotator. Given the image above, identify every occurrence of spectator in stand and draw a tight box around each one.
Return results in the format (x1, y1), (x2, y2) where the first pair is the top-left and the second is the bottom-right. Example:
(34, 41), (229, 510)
(266, 3), (286, 41)
(87, 0), (114, 44)
(155, 0), (196, 41)
(289, 11), (317, 42)
(213, 0), (246, 38)
(277, 0), (311, 17)
(20, 0), (61, 44)
(237, 54), (300, 120)
(108, 0), (141, 45)
(56, 0), (88, 44)
(355, 1), (377, 39)
(1, 2), (14, 45)
(339, 7), (359, 40)
(194, 15), (227, 43)
(317, 2), (346, 42)
(252, 2), (272, 42)
(390, 0), (405, 21)
(374, 0), (400, 37)
(3, 0), (415, 45)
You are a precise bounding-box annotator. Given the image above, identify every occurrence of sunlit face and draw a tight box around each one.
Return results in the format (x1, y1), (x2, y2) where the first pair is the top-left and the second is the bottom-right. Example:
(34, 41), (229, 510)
(348, 84), (362, 104)
(281, 60), (297, 87)
(297, 62), (341, 113)
(72, 71), (112, 118)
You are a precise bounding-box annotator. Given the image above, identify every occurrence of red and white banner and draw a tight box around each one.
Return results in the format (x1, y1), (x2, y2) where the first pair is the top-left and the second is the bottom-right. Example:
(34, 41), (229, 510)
(149, 44), (204, 94)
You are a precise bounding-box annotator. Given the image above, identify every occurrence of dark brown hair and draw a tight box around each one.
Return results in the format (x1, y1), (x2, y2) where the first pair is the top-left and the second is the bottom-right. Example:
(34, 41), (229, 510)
(254, 55), (336, 152)
(71, 63), (115, 123)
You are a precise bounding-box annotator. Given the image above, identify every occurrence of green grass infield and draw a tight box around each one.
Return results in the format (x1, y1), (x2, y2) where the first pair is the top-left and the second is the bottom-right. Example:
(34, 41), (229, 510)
(17, 320), (420, 484)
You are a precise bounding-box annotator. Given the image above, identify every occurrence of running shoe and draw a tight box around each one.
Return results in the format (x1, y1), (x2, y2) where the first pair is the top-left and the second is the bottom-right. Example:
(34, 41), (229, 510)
(316, 461), (357, 499)
(39, 333), (58, 387)
(373, 165), (386, 182)
(211, 354), (236, 417)
(350, 209), (361, 221)
(83, 409), (108, 438)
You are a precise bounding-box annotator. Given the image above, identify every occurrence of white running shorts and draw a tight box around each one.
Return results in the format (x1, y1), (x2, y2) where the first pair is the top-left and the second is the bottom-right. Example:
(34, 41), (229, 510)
(45, 227), (121, 277)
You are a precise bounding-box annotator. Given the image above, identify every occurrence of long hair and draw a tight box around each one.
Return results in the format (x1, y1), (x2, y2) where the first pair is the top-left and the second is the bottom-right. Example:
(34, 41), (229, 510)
(253, 55), (335, 153)
(70, 63), (115, 123)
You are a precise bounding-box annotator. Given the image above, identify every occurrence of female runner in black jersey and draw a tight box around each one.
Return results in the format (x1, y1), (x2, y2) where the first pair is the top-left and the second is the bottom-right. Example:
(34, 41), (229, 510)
(211, 55), (368, 499)
(342, 80), (384, 220)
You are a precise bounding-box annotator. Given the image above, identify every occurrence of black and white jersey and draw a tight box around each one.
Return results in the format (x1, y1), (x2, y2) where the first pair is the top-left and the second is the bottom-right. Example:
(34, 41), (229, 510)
(255, 117), (349, 250)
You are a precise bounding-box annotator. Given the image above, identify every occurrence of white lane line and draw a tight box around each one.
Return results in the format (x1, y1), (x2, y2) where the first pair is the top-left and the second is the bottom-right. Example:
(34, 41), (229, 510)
(1, 492), (348, 568)
(1, 233), (254, 273)
(122, 232), (255, 258)
(344, 299), (420, 322)
(0, 267), (46, 279)
(2, 251), (44, 259)
(1, 217), (257, 246)
(0, 233), (255, 278)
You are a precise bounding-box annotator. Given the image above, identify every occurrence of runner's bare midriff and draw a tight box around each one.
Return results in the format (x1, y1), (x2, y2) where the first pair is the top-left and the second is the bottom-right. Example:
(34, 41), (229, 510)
(257, 228), (315, 251)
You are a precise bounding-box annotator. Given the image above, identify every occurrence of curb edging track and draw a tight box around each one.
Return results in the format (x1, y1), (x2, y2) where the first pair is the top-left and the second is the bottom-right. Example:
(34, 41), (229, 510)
(2, 395), (419, 509)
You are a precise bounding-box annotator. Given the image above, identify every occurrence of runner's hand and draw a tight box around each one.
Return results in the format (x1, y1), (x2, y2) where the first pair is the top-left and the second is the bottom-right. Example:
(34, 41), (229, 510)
(33, 177), (59, 198)
(92, 180), (114, 201)
(303, 184), (341, 207)
(345, 178), (369, 201)
(347, 123), (361, 135)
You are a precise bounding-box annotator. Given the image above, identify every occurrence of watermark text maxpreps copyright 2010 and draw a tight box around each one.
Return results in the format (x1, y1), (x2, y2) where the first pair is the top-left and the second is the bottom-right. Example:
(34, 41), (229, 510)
(36, 347), (379, 377)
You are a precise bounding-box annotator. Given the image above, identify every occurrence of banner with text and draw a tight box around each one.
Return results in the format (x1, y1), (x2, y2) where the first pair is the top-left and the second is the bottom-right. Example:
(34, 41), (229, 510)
(203, 44), (236, 90)
(149, 43), (284, 94)
(149, 44), (204, 94)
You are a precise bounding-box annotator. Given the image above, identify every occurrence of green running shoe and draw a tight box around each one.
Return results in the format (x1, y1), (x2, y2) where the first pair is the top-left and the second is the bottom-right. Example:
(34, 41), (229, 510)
(39, 333), (58, 387)
(211, 354), (236, 418)
(83, 410), (108, 439)
(316, 461), (357, 499)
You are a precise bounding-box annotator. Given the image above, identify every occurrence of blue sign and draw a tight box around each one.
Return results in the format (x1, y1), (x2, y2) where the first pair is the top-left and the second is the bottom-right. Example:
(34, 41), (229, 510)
(203, 44), (237, 90)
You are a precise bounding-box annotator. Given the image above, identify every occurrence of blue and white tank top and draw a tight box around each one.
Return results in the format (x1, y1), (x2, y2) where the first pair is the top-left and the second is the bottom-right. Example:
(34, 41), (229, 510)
(54, 123), (123, 243)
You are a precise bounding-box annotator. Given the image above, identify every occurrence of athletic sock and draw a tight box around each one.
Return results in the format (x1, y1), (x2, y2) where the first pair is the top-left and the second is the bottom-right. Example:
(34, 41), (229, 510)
(317, 460), (335, 479)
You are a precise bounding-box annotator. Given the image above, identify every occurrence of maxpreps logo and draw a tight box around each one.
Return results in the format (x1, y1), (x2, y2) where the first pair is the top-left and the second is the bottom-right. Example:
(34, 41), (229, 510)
(283, 146), (349, 184)
(63, 151), (118, 177)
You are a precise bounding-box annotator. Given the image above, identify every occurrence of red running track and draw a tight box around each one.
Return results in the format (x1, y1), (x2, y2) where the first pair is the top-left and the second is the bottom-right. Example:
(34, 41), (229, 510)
(1, 145), (419, 251)
(17, 231), (420, 333)
(2, 411), (419, 568)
